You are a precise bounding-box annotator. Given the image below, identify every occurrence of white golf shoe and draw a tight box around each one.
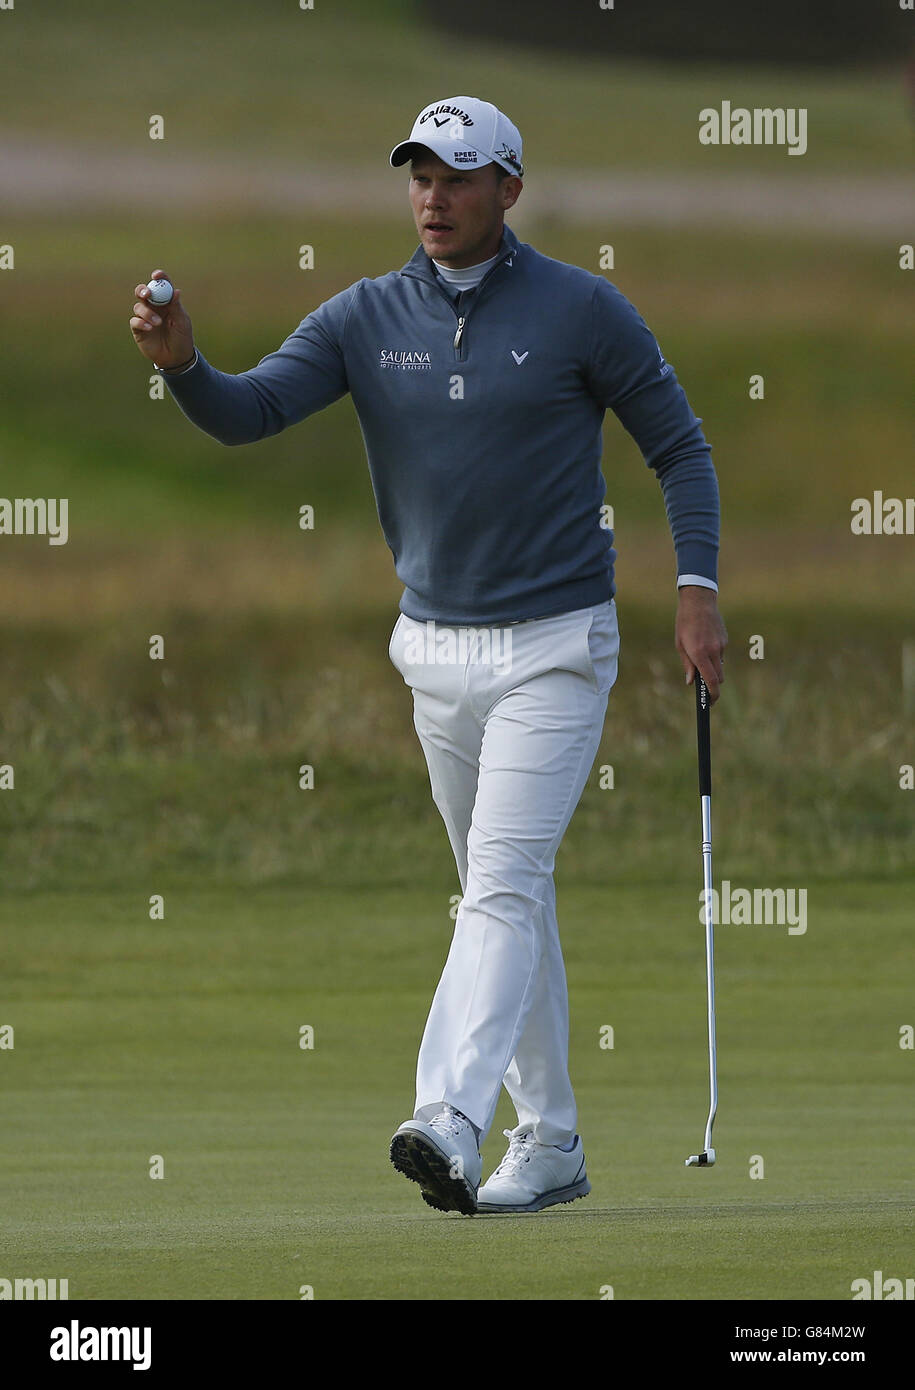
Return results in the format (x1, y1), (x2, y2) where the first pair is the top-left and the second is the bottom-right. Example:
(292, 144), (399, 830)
(476, 1128), (591, 1213)
(390, 1104), (482, 1215)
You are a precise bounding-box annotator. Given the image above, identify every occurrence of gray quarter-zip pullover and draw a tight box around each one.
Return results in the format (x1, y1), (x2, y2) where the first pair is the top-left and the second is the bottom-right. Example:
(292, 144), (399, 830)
(161, 223), (719, 624)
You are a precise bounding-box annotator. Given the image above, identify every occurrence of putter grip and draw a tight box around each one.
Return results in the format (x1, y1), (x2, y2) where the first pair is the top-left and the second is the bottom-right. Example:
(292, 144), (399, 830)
(695, 672), (712, 797)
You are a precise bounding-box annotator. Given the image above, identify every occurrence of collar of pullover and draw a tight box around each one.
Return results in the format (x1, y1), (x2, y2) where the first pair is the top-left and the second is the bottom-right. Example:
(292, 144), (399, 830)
(400, 223), (521, 287)
(432, 250), (502, 294)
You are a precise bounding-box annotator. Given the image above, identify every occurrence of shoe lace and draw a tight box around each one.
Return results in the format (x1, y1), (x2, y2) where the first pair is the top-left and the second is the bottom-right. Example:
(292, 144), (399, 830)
(429, 1104), (467, 1143)
(494, 1129), (537, 1176)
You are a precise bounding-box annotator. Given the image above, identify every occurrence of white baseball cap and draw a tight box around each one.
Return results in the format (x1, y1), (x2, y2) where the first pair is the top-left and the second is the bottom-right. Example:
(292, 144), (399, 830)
(389, 96), (524, 177)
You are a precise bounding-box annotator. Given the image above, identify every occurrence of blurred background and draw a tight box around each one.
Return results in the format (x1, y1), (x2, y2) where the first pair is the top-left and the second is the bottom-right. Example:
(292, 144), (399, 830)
(0, 0), (912, 1299)
(0, 0), (911, 891)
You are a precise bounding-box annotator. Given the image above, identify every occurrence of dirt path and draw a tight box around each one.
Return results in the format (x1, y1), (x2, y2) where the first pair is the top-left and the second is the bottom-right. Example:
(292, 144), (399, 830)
(4, 134), (912, 238)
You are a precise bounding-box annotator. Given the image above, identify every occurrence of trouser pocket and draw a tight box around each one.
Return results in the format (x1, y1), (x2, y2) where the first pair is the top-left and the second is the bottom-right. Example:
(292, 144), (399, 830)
(388, 613), (405, 672)
(584, 601), (620, 693)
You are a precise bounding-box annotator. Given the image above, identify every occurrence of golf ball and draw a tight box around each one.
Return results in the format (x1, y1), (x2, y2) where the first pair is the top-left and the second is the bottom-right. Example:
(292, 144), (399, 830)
(146, 278), (174, 306)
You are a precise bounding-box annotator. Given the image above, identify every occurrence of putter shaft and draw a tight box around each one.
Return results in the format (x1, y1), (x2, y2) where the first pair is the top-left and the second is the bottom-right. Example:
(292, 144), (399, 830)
(687, 672), (718, 1166)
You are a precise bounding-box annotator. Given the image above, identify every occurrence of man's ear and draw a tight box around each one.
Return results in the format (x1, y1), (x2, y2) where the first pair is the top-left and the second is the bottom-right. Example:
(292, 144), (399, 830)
(502, 176), (522, 211)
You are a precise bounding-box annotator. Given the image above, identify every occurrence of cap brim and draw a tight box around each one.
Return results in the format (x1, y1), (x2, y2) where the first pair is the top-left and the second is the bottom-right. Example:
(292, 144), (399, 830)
(389, 138), (493, 170)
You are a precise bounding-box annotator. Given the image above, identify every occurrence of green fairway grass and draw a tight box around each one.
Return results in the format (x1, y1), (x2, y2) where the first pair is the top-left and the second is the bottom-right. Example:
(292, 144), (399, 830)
(1, 882), (911, 1299)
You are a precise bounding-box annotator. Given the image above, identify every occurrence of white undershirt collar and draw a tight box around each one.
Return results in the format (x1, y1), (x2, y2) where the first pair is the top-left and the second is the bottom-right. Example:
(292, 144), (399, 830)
(432, 249), (502, 293)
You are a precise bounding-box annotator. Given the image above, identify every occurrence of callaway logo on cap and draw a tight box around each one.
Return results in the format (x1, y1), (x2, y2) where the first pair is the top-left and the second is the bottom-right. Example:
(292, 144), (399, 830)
(390, 96), (524, 177)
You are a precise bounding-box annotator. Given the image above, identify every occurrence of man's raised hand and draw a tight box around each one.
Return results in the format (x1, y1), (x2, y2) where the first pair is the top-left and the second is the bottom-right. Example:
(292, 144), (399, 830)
(130, 269), (195, 370)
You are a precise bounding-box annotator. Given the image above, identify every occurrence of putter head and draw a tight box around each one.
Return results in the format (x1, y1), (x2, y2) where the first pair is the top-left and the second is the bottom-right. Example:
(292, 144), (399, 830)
(685, 1148), (716, 1167)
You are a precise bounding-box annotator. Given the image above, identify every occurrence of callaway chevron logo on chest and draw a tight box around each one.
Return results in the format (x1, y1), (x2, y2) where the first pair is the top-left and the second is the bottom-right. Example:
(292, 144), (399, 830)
(380, 348), (432, 371)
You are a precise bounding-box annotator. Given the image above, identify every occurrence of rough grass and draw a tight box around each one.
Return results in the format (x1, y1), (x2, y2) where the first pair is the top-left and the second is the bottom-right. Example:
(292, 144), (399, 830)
(3, 1), (913, 171)
(1, 216), (911, 537)
(0, 564), (911, 895)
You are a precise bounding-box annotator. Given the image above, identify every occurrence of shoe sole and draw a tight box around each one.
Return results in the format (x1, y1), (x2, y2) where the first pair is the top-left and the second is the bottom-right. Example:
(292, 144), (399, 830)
(390, 1131), (478, 1216)
(476, 1176), (591, 1214)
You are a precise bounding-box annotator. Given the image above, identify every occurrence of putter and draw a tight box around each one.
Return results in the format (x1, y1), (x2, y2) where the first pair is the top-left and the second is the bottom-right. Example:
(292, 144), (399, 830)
(685, 670), (717, 1168)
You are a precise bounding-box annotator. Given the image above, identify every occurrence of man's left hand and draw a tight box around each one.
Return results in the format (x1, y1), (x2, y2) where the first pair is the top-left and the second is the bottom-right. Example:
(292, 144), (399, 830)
(675, 586), (728, 703)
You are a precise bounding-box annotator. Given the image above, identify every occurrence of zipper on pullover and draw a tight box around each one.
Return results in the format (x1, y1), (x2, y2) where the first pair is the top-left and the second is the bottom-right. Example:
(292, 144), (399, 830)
(450, 289), (476, 361)
(402, 243), (516, 363)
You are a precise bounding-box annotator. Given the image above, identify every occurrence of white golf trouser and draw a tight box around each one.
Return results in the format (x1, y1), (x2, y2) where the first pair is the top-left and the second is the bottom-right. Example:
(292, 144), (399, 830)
(388, 599), (620, 1148)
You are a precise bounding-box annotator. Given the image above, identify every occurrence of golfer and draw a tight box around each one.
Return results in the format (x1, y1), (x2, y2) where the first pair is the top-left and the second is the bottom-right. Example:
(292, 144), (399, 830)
(129, 96), (727, 1216)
